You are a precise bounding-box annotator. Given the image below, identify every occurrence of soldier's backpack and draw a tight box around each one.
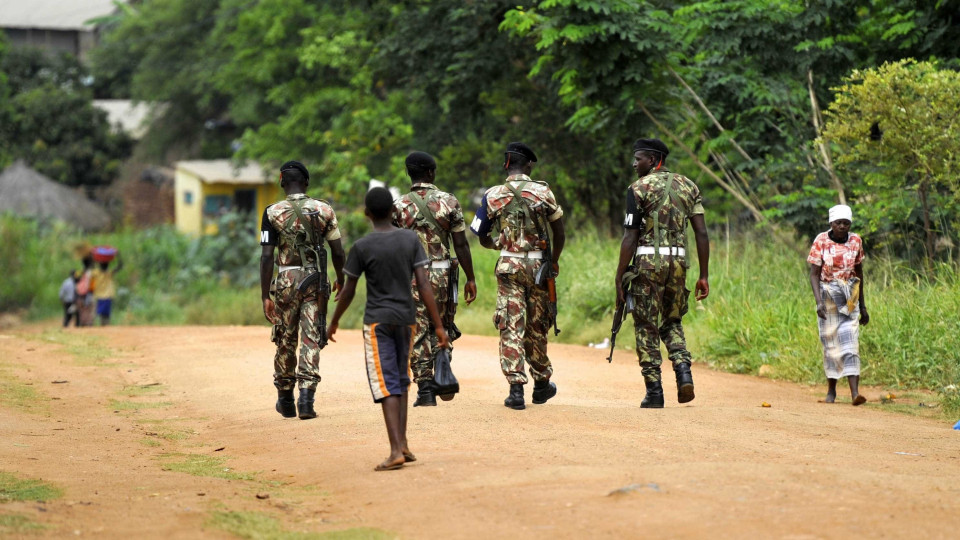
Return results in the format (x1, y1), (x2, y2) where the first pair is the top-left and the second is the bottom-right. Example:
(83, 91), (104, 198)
(407, 191), (450, 252)
(491, 181), (541, 246)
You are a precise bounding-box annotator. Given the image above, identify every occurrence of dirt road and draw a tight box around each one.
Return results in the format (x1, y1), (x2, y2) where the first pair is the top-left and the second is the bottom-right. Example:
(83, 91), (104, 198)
(1, 324), (958, 539)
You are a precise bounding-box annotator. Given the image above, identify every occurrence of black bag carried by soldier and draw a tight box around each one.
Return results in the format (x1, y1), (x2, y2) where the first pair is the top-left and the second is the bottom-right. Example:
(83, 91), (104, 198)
(433, 348), (459, 401)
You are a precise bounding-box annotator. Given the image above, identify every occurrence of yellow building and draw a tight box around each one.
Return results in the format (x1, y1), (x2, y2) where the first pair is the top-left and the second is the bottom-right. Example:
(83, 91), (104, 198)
(174, 160), (281, 236)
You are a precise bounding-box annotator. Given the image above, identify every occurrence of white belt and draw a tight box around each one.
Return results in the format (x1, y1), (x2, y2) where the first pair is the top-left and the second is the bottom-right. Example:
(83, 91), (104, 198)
(278, 265), (302, 273)
(500, 249), (544, 259)
(430, 260), (451, 269)
(636, 246), (685, 256)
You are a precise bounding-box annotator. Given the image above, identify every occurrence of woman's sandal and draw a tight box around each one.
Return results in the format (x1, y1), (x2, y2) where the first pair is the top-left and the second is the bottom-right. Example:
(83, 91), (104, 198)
(402, 450), (417, 463)
(374, 457), (405, 471)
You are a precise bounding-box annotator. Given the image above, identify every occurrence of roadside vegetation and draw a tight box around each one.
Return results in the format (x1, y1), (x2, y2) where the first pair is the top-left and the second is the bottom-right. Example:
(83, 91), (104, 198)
(2, 213), (957, 417)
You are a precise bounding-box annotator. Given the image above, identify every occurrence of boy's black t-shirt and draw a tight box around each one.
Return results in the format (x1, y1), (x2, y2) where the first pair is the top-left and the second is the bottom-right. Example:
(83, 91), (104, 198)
(343, 228), (430, 325)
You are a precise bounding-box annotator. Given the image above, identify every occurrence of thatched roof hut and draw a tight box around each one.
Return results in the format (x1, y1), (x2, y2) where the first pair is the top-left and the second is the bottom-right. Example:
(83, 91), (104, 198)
(0, 160), (111, 231)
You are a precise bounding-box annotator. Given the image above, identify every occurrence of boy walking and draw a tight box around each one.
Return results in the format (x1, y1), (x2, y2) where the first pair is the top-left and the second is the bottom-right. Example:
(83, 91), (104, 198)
(328, 187), (449, 471)
(59, 271), (79, 327)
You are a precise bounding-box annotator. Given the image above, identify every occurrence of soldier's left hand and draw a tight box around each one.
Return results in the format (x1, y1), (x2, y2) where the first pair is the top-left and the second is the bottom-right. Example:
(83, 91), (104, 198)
(327, 322), (339, 343)
(333, 279), (344, 302)
(464, 280), (477, 304)
(695, 278), (709, 301)
(262, 298), (278, 324)
(552, 262), (560, 277)
(435, 328), (450, 349)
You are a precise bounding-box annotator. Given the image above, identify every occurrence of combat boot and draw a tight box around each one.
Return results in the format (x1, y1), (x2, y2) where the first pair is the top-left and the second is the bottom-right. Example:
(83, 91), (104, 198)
(276, 388), (297, 418)
(503, 383), (525, 410)
(297, 388), (317, 420)
(413, 381), (437, 407)
(640, 380), (664, 409)
(531, 379), (557, 404)
(674, 362), (695, 404)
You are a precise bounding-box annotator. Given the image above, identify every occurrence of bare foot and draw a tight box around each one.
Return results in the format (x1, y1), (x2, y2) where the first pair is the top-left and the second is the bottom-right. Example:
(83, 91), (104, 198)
(852, 395), (867, 406)
(402, 449), (417, 463)
(374, 456), (405, 471)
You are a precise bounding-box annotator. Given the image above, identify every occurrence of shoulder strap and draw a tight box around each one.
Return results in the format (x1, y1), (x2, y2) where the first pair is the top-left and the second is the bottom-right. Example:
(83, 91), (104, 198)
(651, 174), (678, 272)
(504, 181), (537, 226)
(408, 192), (449, 248)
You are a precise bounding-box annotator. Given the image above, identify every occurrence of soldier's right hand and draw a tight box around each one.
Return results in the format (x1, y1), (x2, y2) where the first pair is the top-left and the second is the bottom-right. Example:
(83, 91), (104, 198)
(262, 298), (278, 324)
(615, 280), (625, 306)
(435, 328), (450, 349)
(464, 280), (477, 304)
(327, 321), (339, 343)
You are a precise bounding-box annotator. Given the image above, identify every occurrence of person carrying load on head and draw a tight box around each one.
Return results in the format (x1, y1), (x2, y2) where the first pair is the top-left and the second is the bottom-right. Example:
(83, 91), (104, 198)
(259, 160), (346, 420)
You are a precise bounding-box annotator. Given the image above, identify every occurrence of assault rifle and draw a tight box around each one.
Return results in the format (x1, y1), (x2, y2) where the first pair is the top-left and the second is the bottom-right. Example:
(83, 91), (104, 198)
(607, 293), (635, 363)
(445, 258), (463, 342)
(532, 205), (560, 336)
(294, 209), (331, 348)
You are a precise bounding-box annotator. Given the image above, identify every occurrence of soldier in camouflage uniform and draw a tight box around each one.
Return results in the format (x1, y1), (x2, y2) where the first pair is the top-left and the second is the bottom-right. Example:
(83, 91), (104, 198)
(615, 138), (710, 408)
(470, 142), (565, 410)
(393, 151), (477, 407)
(260, 160), (346, 420)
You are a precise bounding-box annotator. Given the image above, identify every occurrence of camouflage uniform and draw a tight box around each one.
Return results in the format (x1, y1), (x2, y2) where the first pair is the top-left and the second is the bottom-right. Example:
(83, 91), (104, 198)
(393, 182), (465, 384)
(482, 174), (563, 385)
(261, 194), (341, 391)
(624, 170), (704, 383)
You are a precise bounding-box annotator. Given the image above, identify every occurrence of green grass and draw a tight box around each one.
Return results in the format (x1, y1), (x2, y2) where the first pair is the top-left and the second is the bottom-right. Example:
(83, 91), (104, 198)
(0, 513), (49, 534)
(109, 399), (172, 411)
(0, 365), (46, 415)
(120, 383), (165, 397)
(208, 511), (395, 540)
(34, 330), (116, 366)
(160, 454), (256, 481)
(0, 472), (62, 503)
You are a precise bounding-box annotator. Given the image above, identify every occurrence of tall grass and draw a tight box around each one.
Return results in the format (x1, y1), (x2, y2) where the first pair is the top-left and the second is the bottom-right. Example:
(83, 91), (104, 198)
(3, 214), (958, 415)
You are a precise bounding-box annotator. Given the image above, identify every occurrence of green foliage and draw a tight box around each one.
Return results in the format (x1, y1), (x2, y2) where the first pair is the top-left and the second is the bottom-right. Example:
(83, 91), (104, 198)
(0, 513), (49, 534)
(822, 59), (960, 261)
(0, 472), (62, 503)
(160, 454), (255, 481)
(0, 46), (132, 186)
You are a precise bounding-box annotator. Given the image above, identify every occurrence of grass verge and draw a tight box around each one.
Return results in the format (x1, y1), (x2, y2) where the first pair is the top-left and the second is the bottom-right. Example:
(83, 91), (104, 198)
(0, 472), (62, 503)
(160, 454), (256, 481)
(208, 510), (395, 540)
(34, 330), (116, 366)
(0, 513), (49, 534)
(109, 399), (172, 411)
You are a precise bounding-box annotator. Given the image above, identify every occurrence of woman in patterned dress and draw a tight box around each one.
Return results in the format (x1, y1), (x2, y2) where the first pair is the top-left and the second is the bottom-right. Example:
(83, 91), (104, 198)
(807, 204), (870, 405)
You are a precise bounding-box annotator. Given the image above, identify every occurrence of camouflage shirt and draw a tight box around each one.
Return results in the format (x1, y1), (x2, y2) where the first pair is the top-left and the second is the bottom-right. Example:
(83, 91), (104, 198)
(260, 194), (341, 267)
(476, 174), (563, 252)
(393, 182), (466, 261)
(623, 170), (704, 248)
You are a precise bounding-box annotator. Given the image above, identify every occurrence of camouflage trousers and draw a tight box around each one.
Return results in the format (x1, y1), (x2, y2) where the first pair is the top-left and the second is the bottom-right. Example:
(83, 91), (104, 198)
(629, 256), (692, 383)
(494, 258), (553, 385)
(410, 266), (452, 384)
(273, 269), (327, 391)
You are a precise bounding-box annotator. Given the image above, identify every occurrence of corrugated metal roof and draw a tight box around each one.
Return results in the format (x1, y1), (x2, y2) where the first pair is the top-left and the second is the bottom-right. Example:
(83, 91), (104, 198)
(0, 0), (119, 30)
(93, 99), (155, 139)
(176, 160), (270, 185)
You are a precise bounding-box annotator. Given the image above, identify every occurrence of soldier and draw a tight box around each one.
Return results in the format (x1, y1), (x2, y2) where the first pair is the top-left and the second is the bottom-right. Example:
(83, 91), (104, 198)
(470, 142), (565, 410)
(393, 151), (478, 407)
(614, 138), (710, 408)
(260, 160), (346, 420)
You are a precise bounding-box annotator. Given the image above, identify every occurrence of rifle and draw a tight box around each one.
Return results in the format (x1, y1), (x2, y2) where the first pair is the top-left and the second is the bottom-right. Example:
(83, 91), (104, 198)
(532, 205), (560, 336)
(607, 292), (635, 363)
(294, 208), (331, 348)
(445, 259), (463, 342)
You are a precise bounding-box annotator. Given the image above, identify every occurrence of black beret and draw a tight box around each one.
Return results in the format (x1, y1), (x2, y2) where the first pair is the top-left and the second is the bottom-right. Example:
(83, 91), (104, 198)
(505, 141), (538, 163)
(633, 138), (669, 157)
(405, 151), (436, 171)
(280, 160), (309, 180)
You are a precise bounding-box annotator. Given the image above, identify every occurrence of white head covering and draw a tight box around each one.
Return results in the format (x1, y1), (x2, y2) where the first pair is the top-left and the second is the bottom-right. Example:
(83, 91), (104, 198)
(828, 204), (852, 224)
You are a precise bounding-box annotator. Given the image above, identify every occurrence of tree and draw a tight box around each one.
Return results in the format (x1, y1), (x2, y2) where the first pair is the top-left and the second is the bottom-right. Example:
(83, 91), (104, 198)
(821, 59), (960, 269)
(0, 45), (132, 187)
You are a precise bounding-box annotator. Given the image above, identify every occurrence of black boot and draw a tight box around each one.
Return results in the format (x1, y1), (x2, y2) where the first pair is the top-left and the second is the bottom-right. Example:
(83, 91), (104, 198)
(504, 383), (525, 410)
(674, 362), (695, 403)
(297, 388), (317, 420)
(275, 388), (296, 418)
(640, 380), (664, 409)
(413, 381), (437, 407)
(531, 379), (557, 404)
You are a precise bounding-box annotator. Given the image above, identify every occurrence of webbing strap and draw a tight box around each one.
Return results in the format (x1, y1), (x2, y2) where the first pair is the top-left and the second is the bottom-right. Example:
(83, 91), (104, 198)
(289, 197), (324, 270)
(408, 192), (449, 249)
(504, 181), (536, 230)
(652, 173), (680, 272)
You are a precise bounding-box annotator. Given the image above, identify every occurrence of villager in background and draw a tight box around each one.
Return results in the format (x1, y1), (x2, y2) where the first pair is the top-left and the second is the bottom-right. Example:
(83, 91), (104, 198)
(615, 138), (710, 409)
(470, 142), (564, 411)
(259, 161), (346, 420)
(91, 247), (122, 326)
(76, 254), (96, 327)
(807, 204), (869, 406)
(59, 270), (79, 328)
(393, 151), (477, 407)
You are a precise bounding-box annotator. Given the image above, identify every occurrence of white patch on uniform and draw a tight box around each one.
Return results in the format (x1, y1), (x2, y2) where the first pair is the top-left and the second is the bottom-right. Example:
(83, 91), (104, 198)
(470, 215), (482, 233)
(624, 214), (634, 226)
(260, 230), (270, 243)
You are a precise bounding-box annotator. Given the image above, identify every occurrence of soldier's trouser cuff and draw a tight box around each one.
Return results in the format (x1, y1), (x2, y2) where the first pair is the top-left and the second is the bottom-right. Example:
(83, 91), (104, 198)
(640, 362), (662, 383)
(274, 376), (296, 391)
